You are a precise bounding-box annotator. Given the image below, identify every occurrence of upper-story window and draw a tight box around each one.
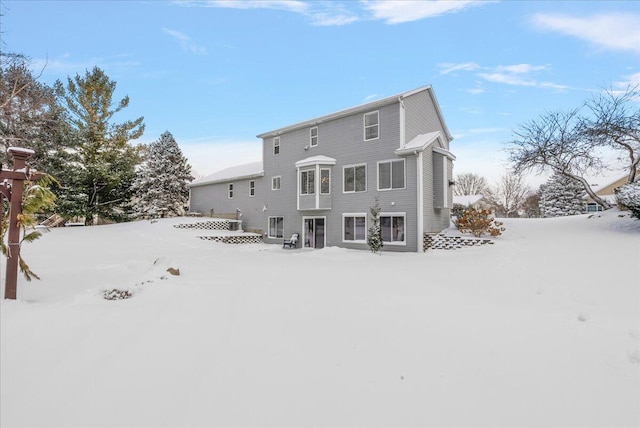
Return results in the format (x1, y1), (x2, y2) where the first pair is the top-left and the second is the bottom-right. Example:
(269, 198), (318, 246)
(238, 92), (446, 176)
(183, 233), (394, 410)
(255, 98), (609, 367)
(273, 137), (280, 155)
(378, 159), (405, 190)
(249, 180), (255, 197)
(310, 127), (318, 147)
(344, 164), (366, 193)
(320, 168), (330, 194)
(364, 111), (379, 141)
(228, 183), (234, 199)
(300, 169), (315, 195)
(272, 176), (281, 190)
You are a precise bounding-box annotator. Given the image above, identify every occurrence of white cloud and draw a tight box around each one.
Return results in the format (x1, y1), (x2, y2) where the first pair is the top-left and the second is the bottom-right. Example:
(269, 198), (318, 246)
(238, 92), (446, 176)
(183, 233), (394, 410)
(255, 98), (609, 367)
(615, 72), (640, 89)
(177, 0), (490, 26)
(437, 62), (480, 75)
(478, 72), (537, 87)
(494, 64), (548, 74)
(162, 28), (207, 55)
(531, 12), (640, 53)
(361, 0), (490, 24)
(178, 0), (308, 13)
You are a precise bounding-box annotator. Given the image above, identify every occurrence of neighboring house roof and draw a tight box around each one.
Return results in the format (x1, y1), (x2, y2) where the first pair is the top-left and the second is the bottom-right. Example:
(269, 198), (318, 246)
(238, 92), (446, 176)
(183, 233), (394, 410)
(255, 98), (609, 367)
(454, 195), (485, 206)
(257, 85), (453, 142)
(189, 161), (263, 187)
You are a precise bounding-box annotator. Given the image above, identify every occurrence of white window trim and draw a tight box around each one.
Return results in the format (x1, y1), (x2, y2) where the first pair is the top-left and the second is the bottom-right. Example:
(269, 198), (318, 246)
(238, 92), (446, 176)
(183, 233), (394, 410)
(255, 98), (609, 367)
(273, 137), (280, 155)
(377, 159), (406, 191)
(300, 169), (315, 196)
(267, 216), (284, 239)
(342, 163), (367, 194)
(249, 180), (255, 197)
(272, 176), (281, 191)
(228, 183), (234, 199)
(302, 216), (327, 249)
(364, 110), (379, 141)
(342, 213), (368, 244)
(379, 212), (407, 246)
(320, 168), (331, 195)
(310, 126), (318, 147)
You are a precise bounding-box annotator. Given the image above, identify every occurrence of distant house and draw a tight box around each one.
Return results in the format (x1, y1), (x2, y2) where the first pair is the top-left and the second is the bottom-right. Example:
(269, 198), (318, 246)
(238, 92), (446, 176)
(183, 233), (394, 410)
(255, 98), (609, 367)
(453, 194), (490, 210)
(586, 175), (629, 212)
(189, 85), (455, 252)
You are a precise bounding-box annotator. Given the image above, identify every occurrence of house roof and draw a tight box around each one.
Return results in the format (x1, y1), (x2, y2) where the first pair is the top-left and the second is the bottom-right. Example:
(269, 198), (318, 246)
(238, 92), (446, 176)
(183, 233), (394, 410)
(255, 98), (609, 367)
(453, 195), (485, 206)
(257, 85), (453, 141)
(189, 161), (263, 187)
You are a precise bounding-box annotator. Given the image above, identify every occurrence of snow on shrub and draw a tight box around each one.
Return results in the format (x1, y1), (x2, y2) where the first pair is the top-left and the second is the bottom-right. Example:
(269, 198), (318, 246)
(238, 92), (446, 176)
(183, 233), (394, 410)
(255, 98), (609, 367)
(615, 181), (640, 219)
(455, 208), (505, 238)
(103, 289), (132, 300)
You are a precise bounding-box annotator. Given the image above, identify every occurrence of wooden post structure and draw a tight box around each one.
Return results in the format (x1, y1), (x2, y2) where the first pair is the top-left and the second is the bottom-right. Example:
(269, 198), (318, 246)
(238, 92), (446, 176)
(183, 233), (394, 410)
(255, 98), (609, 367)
(1, 147), (41, 300)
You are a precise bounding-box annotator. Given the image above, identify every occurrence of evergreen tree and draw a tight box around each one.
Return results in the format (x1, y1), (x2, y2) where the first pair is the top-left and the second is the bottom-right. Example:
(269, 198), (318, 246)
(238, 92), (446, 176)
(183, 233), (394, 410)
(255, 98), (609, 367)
(133, 131), (193, 218)
(539, 173), (586, 217)
(0, 56), (70, 176)
(54, 67), (144, 224)
(367, 198), (383, 253)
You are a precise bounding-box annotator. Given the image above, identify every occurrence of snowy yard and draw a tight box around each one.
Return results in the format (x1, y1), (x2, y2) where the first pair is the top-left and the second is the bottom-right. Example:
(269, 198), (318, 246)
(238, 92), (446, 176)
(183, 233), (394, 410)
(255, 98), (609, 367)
(1, 211), (639, 427)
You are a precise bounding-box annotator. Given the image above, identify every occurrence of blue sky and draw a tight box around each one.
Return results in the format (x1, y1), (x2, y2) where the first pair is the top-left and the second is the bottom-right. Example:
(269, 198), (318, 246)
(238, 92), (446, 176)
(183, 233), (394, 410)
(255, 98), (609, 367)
(2, 0), (639, 186)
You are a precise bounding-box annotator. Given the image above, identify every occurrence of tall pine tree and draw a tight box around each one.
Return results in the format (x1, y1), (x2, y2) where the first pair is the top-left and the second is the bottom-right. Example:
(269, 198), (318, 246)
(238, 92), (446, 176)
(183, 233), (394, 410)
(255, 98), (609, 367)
(539, 173), (587, 217)
(133, 131), (193, 218)
(54, 67), (144, 224)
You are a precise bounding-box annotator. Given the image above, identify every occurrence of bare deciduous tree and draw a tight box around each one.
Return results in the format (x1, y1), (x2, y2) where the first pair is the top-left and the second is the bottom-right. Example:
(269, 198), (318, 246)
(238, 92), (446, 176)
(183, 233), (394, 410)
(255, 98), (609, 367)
(582, 86), (640, 184)
(508, 108), (611, 209)
(485, 170), (531, 218)
(453, 172), (489, 196)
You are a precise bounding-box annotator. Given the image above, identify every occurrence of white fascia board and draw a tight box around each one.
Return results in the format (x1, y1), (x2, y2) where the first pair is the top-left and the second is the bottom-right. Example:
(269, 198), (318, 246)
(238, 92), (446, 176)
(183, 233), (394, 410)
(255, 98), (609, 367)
(433, 147), (456, 161)
(295, 155), (337, 168)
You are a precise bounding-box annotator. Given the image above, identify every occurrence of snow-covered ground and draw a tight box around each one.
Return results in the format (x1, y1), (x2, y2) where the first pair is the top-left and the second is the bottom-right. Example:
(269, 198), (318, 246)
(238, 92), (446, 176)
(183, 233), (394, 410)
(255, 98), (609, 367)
(1, 211), (639, 427)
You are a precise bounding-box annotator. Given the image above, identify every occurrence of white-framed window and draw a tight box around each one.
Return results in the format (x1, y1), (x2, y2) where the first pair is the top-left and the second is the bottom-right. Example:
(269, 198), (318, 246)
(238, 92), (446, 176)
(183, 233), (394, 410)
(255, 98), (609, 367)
(272, 176), (281, 190)
(364, 110), (379, 141)
(378, 159), (405, 190)
(320, 168), (330, 195)
(300, 169), (315, 195)
(380, 213), (405, 244)
(228, 183), (234, 199)
(310, 127), (318, 147)
(273, 137), (280, 155)
(343, 164), (366, 193)
(343, 213), (367, 243)
(249, 180), (255, 197)
(587, 202), (603, 212)
(268, 216), (284, 238)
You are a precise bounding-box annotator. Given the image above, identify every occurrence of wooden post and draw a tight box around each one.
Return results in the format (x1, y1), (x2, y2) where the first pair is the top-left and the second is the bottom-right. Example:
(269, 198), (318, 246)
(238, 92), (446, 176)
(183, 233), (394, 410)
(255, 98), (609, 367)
(1, 147), (37, 300)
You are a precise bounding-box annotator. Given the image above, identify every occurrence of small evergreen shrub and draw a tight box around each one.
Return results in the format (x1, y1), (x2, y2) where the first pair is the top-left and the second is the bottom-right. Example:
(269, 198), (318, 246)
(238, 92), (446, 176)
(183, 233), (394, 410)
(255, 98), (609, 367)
(367, 198), (383, 253)
(455, 208), (505, 238)
(615, 181), (640, 219)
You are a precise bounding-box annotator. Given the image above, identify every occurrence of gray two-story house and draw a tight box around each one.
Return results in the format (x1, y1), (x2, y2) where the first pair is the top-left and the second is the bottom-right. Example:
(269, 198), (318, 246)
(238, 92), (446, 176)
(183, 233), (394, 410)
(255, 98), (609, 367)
(189, 85), (455, 252)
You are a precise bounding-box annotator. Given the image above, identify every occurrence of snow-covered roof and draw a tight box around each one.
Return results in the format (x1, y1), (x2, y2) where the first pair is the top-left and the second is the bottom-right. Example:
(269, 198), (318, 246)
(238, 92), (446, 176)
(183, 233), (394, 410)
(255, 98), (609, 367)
(189, 161), (263, 187)
(453, 195), (485, 206)
(295, 155), (337, 168)
(394, 131), (455, 159)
